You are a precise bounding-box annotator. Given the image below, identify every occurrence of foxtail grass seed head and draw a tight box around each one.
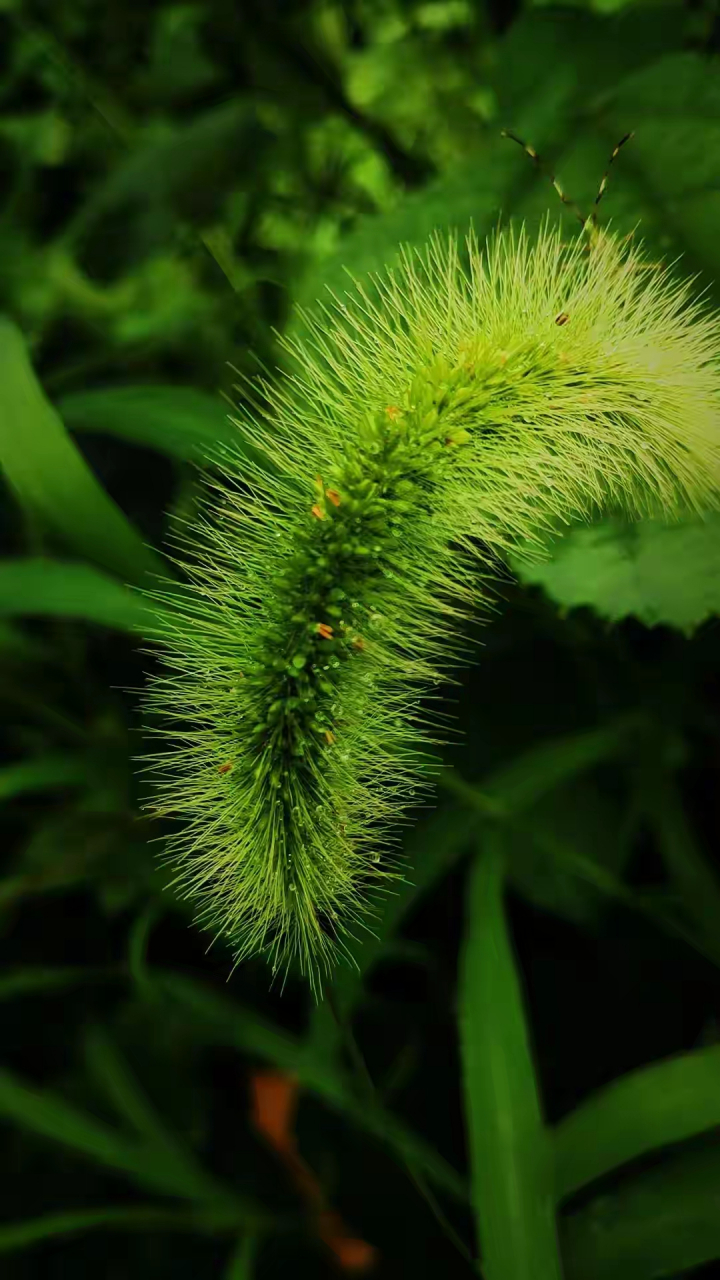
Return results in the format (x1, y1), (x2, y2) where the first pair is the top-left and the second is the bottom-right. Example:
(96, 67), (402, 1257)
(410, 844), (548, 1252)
(141, 220), (720, 989)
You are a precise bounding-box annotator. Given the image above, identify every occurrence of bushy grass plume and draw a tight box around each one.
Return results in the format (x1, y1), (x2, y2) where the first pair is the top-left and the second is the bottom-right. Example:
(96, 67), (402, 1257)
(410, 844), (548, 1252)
(141, 220), (720, 988)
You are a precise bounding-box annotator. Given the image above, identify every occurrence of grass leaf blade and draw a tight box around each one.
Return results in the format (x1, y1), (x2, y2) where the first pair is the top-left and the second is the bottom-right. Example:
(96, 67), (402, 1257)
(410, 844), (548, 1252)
(0, 1204), (241, 1254)
(459, 832), (562, 1279)
(0, 318), (164, 583)
(554, 1044), (720, 1202)
(0, 558), (156, 631)
(561, 1144), (720, 1280)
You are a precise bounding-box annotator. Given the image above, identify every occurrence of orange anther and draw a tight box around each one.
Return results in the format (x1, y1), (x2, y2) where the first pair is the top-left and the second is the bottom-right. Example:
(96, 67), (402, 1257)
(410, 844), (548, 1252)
(218, 761), (233, 775)
(316, 622), (334, 639)
(311, 504), (325, 520)
(385, 405), (400, 420)
(326, 488), (341, 507)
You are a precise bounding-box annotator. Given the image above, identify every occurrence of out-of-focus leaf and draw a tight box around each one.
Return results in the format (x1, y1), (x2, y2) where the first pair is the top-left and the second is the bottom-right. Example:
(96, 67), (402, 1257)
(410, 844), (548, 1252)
(293, 8), (687, 323)
(642, 772), (720, 967)
(224, 1234), (258, 1280)
(510, 515), (720, 635)
(0, 1204), (242, 1254)
(153, 970), (467, 1204)
(71, 101), (268, 266)
(492, 7), (686, 120)
(504, 779), (629, 928)
(83, 1026), (221, 1203)
(322, 721), (634, 1031)
(0, 754), (88, 802)
(490, 31), (720, 295)
(0, 619), (47, 660)
(602, 52), (720, 287)
(0, 967), (100, 1001)
(450, 769), (720, 972)
(0, 319), (165, 583)
(0, 559), (157, 631)
(560, 1144), (720, 1280)
(459, 833), (562, 1278)
(328, 804), (480, 1007)
(554, 1044), (720, 1202)
(0, 1067), (242, 1208)
(292, 136), (520, 318)
(59, 385), (266, 467)
(448, 720), (637, 816)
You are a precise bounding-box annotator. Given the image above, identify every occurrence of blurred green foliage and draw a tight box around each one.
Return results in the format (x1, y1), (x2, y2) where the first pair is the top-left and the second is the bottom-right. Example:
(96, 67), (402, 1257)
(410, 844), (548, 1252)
(2, 0), (720, 1277)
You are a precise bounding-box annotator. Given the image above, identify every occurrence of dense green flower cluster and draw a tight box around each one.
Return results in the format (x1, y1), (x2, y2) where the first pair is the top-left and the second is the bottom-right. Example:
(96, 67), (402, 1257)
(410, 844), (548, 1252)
(143, 222), (720, 985)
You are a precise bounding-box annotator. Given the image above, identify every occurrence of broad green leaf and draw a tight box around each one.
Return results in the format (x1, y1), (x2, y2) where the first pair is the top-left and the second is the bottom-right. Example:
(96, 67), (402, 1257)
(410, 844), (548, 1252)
(0, 318), (164, 583)
(153, 970), (467, 1204)
(554, 1044), (720, 1202)
(560, 1143), (720, 1280)
(0, 1067), (240, 1207)
(459, 834), (562, 1279)
(510, 514), (720, 635)
(0, 559), (155, 631)
(0, 754), (88, 801)
(59, 385), (262, 466)
(0, 1204), (244, 1253)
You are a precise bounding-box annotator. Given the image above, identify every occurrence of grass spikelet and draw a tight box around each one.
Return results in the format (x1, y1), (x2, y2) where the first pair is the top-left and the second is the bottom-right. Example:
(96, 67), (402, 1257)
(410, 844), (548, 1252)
(141, 219), (720, 989)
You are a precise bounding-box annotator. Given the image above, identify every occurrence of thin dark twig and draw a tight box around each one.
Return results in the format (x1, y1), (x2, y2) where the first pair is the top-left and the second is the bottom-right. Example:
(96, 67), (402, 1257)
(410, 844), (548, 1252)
(324, 985), (481, 1273)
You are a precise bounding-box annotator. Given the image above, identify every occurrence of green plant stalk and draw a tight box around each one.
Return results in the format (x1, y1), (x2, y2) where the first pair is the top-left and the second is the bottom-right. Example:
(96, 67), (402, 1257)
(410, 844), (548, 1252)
(142, 222), (720, 984)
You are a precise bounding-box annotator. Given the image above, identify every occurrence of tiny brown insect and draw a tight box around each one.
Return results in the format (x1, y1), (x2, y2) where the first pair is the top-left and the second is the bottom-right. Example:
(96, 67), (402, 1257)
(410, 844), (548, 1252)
(218, 762), (233, 775)
(555, 312), (570, 326)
